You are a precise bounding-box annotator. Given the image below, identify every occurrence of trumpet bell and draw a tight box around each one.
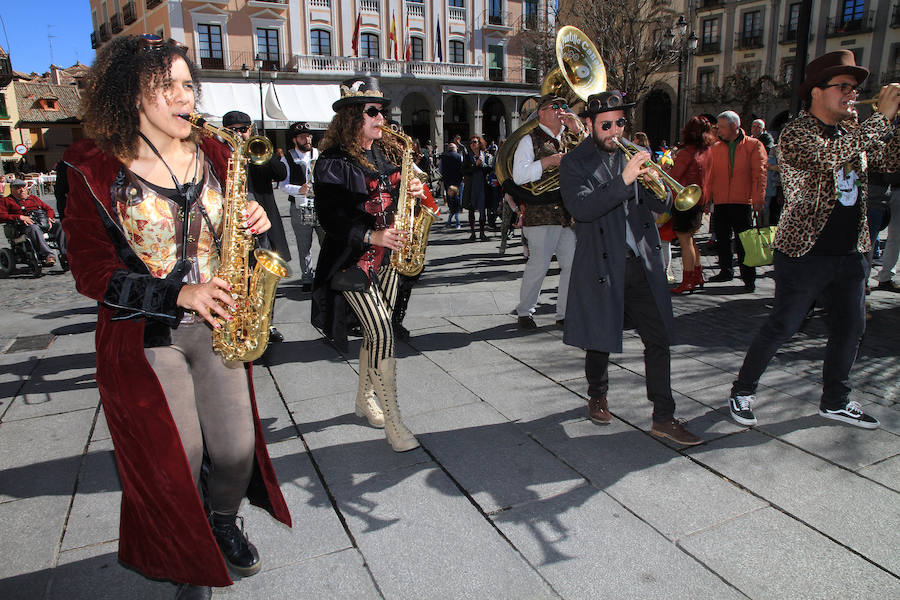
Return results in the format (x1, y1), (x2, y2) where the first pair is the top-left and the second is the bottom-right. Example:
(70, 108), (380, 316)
(674, 184), (702, 212)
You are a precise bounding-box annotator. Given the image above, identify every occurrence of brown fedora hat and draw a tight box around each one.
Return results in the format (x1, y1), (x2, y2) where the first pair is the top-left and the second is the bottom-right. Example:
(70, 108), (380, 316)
(798, 50), (868, 100)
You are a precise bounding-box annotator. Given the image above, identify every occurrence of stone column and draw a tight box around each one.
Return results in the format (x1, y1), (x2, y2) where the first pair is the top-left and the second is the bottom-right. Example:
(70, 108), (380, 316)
(474, 110), (484, 136)
(434, 110), (445, 150)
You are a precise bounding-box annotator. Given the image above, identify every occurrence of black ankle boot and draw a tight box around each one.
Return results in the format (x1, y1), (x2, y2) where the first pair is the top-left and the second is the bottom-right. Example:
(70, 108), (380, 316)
(174, 583), (212, 600)
(209, 512), (261, 577)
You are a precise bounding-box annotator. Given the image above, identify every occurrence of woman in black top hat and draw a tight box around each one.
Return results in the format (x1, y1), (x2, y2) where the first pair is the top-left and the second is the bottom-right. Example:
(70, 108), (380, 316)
(311, 77), (426, 452)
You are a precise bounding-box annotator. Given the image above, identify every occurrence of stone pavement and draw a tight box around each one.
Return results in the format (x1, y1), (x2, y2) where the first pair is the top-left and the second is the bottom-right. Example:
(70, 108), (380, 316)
(1, 189), (898, 599)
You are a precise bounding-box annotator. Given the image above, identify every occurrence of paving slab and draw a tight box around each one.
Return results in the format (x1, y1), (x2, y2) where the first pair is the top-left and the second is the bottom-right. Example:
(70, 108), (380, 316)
(448, 359), (584, 428)
(243, 438), (354, 572)
(679, 506), (900, 599)
(61, 439), (122, 551)
(332, 463), (559, 600)
(215, 549), (379, 599)
(492, 484), (745, 600)
(857, 454), (900, 492)
(531, 417), (768, 540)
(0, 495), (71, 598)
(688, 430), (900, 574)
(46, 541), (174, 600)
(408, 402), (584, 513)
(0, 409), (95, 502)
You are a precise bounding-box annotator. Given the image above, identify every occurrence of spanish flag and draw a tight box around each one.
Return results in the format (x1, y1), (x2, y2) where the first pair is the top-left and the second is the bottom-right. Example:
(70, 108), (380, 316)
(390, 12), (398, 60)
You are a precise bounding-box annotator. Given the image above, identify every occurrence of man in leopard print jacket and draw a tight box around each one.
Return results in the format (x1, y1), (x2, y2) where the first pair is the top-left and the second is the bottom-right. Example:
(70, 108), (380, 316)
(726, 50), (900, 430)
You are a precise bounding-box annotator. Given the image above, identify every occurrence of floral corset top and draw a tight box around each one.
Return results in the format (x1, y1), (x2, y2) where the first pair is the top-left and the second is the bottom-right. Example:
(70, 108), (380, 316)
(357, 170), (399, 275)
(111, 158), (225, 285)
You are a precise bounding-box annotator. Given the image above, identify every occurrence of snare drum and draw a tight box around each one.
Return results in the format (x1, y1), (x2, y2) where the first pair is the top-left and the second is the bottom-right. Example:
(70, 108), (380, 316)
(296, 203), (318, 227)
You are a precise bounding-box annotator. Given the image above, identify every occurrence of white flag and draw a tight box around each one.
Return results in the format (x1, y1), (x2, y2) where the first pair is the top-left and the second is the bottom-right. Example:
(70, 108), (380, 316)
(264, 82), (289, 120)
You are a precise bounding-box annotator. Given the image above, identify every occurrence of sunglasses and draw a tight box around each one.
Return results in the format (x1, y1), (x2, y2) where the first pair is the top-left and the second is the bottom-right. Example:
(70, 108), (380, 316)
(363, 106), (386, 118)
(139, 33), (186, 53)
(228, 125), (250, 133)
(542, 102), (569, 110)
(470, 140), (480, 144)
(819, 82), (860, 95)
(598, 117), (628, 131)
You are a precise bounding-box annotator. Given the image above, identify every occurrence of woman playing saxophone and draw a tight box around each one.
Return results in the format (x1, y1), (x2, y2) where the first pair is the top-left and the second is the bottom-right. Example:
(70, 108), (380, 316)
(311, 76), (426, 452)
(61, 34), (290, 599)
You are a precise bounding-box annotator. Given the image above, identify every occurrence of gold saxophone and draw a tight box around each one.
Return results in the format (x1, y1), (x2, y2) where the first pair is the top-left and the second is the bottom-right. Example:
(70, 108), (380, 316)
(380, 124), (438, 277)
(180, 113), (291, 362)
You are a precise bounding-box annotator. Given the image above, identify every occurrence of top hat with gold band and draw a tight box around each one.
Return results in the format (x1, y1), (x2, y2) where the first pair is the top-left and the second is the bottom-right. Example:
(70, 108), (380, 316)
(332, 76), (391, 111)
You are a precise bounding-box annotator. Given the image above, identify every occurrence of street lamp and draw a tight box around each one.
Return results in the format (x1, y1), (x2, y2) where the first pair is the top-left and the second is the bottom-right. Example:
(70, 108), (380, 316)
(241, 56), (274, 135)
(671, 19), (698, 138)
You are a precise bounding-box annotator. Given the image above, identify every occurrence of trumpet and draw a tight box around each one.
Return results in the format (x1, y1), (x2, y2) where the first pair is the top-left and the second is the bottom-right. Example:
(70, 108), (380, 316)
(613, 138), (702, 212)
(849, 98), (879, 109)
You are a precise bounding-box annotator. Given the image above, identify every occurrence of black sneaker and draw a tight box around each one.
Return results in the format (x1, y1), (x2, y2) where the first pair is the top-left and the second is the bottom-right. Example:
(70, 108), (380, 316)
(819, 400), (879, 429)
(728, 394), (757, 425)
(209, 513), (261, 577)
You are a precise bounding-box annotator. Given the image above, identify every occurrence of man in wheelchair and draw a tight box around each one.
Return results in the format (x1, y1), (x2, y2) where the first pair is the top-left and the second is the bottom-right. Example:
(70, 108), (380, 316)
(1, 179), (62, 267)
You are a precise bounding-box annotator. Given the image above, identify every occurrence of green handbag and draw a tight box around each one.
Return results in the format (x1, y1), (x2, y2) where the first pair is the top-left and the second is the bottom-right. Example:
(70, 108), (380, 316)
(739, 224), (777, 267)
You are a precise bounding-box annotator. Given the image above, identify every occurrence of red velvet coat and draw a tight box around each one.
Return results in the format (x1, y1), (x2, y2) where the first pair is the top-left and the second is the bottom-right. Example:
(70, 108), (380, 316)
(61, 138), (291, 587)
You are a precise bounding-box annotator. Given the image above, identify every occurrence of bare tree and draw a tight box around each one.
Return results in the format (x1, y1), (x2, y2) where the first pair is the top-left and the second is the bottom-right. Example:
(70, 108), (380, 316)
(561, 0), (684, 102)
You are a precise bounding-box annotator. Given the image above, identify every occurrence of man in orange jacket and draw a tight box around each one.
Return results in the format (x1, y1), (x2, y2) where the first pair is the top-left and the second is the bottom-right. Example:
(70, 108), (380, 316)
(706, 110), (767, 292)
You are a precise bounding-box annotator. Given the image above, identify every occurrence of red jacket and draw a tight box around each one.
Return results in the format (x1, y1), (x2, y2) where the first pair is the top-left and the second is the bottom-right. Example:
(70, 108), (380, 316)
(0, 193), (55, 222)
(61, 138), (291, 587)
(705, 130), (767, 206)
(669, 144), (711, 204)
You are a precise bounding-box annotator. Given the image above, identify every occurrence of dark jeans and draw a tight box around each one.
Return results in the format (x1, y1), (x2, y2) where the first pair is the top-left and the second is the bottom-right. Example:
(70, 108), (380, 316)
(713, 203), (756, 284)
(585, 256), (676, 423)
(732, 251), (866, 409)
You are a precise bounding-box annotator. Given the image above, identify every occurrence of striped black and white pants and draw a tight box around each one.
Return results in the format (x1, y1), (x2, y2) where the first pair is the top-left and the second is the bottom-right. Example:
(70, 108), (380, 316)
(342, 265), (400, 370)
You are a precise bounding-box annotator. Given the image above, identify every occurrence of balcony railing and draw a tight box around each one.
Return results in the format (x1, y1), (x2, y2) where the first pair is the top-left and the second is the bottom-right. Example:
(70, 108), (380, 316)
(294, 54), (481, 79)
(892, 3), (900, 28)
(736, 30), (764, 49)
(0, 140), (14, 154)
(146, 0), (163, 10)
(699, 0), (724, 8)
(90, 31), (99, 49)
(826, 10), (875, 37)
(360, 0), (379, 12)
(488, 67), (503, 81)
(405, 1), (423, 17)
(695, 87), (719, 103)
(697, 39), (721, 54)
(123, 1), (136, 25)
(110, 14), (123, 34)
(186, 49), (285, 72)
(779, 24), (798, 44)
(449, 6), (466, 21)
(99, 23), (110, 42)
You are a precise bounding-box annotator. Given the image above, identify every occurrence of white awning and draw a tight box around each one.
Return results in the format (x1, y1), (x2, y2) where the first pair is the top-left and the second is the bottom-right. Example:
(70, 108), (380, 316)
(441, 85), (538, 97)
(196, 81), (340, 130)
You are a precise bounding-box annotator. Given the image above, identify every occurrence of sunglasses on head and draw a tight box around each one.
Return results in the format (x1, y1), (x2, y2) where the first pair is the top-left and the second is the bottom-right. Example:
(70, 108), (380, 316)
(363, 106), (385, 118)
(818, 82), (860, 95)
(229, 125), (250, 133)
(598, 117), (628, 131)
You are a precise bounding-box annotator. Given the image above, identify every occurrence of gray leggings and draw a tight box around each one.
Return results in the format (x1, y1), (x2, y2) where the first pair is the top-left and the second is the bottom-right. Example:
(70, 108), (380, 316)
(144, 322), (255, 514)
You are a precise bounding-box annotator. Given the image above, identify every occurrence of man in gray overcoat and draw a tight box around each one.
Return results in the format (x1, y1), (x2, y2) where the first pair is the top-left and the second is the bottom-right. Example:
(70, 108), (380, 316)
(559, 91), (701, 446)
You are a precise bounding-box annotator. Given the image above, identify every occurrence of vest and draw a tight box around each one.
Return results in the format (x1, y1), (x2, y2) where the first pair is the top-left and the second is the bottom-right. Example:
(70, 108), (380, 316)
(283, 147), (316, 201)
(522, 126), (569, 227)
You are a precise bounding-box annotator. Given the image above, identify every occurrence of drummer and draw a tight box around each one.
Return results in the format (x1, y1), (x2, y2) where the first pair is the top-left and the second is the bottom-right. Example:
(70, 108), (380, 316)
(280, 122), (320, 291)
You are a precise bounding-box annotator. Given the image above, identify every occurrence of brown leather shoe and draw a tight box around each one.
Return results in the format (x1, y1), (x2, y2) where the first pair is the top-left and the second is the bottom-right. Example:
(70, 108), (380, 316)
(650, 418), (702, 446)
(588, 397), (612, 425)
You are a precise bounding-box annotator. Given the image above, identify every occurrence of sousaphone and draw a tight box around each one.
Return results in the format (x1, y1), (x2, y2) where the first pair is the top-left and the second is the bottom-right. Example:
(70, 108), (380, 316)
(495, 26), (606, 191)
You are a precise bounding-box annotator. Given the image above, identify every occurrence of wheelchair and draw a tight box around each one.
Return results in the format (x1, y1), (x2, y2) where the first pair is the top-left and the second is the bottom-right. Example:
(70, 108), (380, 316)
(0, 211), (68, 278)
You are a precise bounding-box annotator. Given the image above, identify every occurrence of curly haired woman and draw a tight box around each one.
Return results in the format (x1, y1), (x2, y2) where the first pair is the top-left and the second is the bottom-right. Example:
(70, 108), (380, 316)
(61, 35), (290, 600)
(311, 77), (427, 452)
